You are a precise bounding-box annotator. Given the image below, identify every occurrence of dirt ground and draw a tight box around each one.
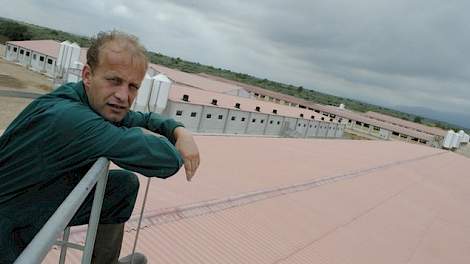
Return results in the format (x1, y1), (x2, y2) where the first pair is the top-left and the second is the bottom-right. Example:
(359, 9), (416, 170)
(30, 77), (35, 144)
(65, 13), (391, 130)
(0, 57), (51, 129)
(0, 57), (53, 91)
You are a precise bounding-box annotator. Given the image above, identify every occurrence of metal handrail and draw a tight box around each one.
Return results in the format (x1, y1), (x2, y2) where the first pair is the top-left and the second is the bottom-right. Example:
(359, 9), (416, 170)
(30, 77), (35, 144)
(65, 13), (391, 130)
(14, 157), (110, 264)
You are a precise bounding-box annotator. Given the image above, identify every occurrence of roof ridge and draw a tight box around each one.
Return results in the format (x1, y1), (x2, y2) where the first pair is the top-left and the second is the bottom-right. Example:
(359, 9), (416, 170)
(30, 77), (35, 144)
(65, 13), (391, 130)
(121, 150), (447, 230)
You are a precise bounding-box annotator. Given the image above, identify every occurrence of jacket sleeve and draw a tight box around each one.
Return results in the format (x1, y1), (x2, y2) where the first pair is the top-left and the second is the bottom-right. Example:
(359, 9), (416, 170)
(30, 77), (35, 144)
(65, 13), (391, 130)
(119, 111), (184, 144)
(48, 105), (183, 178)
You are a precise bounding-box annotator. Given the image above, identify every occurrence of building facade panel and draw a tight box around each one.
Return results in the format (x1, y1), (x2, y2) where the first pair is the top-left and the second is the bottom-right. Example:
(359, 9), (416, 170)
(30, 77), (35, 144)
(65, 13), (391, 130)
(335, 124), (345, 138)
(326, 123), (338, 138)
(30, 52), (47, 72)
(316, 122), (329, 137)
(166, 102), (203, 132)
(224, 109), (250, 134)
(246, 112), (269, 135)
(379, 128), (391, 140)
(19, 48), (32, 66)
(306, 120), (320, 138)
(6, 44), (19, 61)
(295, 118), (309, 136)
(264, 115), (284, 136)
(17, 47), (26, 64)
(283, 117), (297, 131)
(44, 57), (56, 77)
(198, 106), (228, 133)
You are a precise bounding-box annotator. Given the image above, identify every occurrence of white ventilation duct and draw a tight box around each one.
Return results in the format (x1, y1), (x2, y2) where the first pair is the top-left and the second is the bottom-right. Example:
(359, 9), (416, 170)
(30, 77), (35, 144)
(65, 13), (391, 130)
(57, 41), (71, 69)
(131, 73), (172, 114)
(131, 74), (153, 112)
(68, 43), (81, 70)
(339, 103), (345, 110)
(464, 133), (470, 143)
(451, 131), (460, 149)
(442, 130), (454, 149)
(56, 41), (81, 80)
(150, 74), (172, 114)
(66, 61), (84, 83)
(458, 130), (465, 144)
(57, 41), (71, 77)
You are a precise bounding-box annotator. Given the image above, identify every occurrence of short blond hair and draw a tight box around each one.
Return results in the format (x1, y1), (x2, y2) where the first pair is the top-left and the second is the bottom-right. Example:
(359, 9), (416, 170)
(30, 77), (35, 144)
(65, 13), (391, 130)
(87, 30), (148, 72)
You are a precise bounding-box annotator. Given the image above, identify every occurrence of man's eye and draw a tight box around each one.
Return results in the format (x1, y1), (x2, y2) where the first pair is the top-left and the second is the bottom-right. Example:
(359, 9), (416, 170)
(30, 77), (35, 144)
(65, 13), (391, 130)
(107, 78), (121, 85)
(130, 85), (139, 91)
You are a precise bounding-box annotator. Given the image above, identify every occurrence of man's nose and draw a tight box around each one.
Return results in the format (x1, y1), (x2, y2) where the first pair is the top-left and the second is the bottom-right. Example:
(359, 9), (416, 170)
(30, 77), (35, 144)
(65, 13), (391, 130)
(114, 84), (129, 102)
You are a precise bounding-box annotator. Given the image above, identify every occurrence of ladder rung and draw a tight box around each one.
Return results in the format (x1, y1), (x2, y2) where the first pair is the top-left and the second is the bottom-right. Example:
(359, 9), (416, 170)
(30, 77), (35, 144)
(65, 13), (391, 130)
(55, 241), (85, 251)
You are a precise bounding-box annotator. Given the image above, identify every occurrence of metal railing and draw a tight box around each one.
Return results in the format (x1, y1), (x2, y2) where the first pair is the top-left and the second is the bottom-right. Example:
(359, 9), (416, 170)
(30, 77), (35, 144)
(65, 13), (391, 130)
(14, 157), (110, 264)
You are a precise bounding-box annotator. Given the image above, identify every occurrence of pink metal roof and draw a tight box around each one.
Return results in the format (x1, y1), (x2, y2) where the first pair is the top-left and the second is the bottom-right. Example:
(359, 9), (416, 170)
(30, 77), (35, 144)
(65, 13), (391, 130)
(7, 40), (61, 58)
(43, 137), (470, 263)
(150, 64), (242, 93)
(7, 39), (89, 65)
(170, 83), (328, 121)
(199, 73), (340, 111)
(364, 111), (447, 137)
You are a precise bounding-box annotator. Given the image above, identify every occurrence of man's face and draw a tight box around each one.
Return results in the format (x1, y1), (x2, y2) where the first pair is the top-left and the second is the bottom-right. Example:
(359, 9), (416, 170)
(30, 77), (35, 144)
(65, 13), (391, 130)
(82, 44), (146, 122)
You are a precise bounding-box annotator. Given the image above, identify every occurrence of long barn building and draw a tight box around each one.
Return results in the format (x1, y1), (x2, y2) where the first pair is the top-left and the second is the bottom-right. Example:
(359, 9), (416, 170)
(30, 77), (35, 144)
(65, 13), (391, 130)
(3, 39), (451, 145)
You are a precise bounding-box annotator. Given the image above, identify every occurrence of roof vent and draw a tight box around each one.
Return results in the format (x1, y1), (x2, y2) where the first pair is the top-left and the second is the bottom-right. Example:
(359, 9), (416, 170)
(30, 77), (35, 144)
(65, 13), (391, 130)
(272, 109), (278, 114)
(255, 106), (260, 112)
(211, 99), (218, 105)
(235, 103), (240, 109)
(300, 113), (304, 118)
(182, 94), (189, 102)
(311, 115), (315, 119)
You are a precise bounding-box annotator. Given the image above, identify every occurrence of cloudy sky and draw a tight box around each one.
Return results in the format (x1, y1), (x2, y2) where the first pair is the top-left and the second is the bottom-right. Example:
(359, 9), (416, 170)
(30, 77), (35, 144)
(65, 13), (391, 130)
(1, 0), (469, 127)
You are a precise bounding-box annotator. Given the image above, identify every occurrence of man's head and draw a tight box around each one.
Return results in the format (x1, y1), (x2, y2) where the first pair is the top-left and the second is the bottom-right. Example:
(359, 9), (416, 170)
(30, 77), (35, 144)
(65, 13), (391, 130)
(82, 30), (148, 122)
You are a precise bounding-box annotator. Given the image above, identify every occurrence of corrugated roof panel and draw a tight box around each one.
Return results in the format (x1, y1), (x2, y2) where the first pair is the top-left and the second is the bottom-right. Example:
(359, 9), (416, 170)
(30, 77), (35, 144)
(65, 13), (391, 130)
(42, 138), (470, 264)
(151, 64), (240, 94)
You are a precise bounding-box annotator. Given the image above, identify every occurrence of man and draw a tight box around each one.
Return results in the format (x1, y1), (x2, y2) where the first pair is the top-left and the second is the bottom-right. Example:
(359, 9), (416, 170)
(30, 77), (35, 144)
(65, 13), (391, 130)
(0, 31), (200, 263)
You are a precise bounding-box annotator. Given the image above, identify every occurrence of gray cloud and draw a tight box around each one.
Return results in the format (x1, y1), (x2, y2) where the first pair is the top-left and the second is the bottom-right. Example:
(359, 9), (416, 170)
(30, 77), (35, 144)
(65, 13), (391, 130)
(1, 0), (469, 125)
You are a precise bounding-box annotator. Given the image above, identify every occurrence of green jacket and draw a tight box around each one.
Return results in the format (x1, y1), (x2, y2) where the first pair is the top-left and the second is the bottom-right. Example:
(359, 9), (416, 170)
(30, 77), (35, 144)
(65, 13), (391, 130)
(0, 81), (184, 206)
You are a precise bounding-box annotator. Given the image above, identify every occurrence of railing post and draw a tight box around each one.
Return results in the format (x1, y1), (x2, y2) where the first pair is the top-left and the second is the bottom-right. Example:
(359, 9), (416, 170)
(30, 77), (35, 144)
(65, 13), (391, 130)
(58, 227), (71, 264)
(13, 158), (110, 264)
(82, 163), (109, 264)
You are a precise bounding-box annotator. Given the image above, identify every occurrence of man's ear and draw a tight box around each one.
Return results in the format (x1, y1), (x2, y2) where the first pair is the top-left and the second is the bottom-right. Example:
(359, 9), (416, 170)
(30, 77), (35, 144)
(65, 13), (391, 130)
(82, 64), (92, 89)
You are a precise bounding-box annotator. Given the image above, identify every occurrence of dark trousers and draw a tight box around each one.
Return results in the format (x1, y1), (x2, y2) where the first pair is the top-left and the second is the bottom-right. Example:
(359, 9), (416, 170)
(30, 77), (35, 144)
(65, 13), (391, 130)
(0, 170), (140, 264)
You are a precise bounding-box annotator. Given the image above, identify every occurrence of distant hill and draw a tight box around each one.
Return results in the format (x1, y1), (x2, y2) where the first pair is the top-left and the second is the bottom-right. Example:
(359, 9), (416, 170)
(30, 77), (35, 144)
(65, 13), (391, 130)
(394, 105), (470, 131)
(0, 16), (465, 132)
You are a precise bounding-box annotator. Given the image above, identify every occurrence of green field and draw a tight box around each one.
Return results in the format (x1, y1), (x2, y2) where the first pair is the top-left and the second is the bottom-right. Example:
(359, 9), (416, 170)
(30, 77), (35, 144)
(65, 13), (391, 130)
(0, 16), (465, 132)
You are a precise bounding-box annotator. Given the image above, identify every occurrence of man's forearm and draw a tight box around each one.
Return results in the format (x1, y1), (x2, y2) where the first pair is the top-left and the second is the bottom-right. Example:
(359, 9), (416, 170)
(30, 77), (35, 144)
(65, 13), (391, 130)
(121, 111), (184, 144)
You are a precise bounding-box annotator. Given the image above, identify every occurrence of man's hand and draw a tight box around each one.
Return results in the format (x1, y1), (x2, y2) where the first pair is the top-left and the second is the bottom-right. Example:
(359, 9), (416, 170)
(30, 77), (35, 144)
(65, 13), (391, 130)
(174, 127), (200, 181)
